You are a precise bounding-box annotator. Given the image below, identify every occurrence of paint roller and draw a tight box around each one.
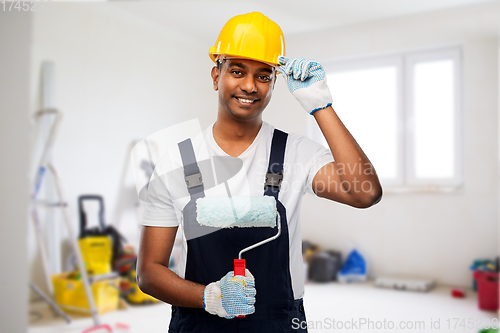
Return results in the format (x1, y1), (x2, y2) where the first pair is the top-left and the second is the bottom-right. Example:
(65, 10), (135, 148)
(196, 196), (281, 316)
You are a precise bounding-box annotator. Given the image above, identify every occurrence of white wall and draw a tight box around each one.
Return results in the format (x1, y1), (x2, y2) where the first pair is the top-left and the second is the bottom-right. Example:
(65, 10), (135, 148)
(29, 3), (218, 293)
(0, 11), (31, 333)
(282, 2), (500, 287)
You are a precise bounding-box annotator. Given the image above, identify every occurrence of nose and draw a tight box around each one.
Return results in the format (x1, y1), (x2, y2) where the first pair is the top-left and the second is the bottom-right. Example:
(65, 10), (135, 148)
(240, 75), (257, 93)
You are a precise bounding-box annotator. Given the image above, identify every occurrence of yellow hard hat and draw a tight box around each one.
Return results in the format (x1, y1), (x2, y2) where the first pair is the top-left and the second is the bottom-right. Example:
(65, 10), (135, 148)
(209, 12), (285, 66)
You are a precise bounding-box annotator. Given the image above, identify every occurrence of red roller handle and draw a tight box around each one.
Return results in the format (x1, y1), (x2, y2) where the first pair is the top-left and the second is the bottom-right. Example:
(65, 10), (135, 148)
(234, 259), (246, 318)
(234, 259), (245, 276)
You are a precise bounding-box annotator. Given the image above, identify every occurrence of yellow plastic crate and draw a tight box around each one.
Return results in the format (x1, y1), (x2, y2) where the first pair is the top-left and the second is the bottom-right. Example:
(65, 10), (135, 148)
(52, 272), (120, 315)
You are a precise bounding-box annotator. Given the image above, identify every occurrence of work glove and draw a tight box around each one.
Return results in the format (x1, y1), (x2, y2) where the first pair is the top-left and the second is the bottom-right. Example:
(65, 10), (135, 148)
(278, 56), (333, 114)
(203, 269), (256, 319)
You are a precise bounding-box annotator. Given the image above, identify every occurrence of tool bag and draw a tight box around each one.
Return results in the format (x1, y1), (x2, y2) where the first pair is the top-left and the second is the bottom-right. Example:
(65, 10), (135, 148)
(78, 195), (126, 275)
(309, 250), (342, 282)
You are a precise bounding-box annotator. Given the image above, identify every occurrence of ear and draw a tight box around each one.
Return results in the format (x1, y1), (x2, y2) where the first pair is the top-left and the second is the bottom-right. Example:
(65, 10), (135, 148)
(211, 66), (220, 91)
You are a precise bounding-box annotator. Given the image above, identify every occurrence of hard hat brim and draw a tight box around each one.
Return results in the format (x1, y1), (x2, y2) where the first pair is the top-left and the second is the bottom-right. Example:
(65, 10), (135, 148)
(210, 53), (280, 70)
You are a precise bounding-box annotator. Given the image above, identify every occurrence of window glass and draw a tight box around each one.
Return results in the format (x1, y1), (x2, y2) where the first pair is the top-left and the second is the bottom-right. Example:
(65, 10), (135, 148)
(327, 67), (398, 179)
(413, 60), (455, 179)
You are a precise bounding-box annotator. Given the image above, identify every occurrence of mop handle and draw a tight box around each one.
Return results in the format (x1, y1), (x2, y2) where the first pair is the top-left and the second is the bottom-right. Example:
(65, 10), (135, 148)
(234, 259), (246, 318)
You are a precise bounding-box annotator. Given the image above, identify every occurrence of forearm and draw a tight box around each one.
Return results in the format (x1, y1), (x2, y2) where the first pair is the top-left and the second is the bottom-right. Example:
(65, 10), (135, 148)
(278, 56), (382, 206)
(313, 106), (382, 202)
(137, 262), (205, 308)
(137, 226), (204, 308)
(136, 226), (256, 318)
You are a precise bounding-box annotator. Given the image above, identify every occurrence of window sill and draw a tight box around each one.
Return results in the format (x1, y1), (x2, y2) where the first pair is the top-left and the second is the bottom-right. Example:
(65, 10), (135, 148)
(382, 184), (463, 194)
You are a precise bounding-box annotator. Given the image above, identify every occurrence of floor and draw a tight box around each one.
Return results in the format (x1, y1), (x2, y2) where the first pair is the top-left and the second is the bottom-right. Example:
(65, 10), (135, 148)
(29, 282), (499, 333)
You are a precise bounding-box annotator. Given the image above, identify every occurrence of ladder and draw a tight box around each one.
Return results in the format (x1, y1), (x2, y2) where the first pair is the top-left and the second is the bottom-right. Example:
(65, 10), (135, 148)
(30, 61), (112, 332)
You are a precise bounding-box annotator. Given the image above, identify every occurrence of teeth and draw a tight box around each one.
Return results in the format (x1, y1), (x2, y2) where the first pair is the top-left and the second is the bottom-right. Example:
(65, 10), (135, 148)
(237, 98), (254, 103)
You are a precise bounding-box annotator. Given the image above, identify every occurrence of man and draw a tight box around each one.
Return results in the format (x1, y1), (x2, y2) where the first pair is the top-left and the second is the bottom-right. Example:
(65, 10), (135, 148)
(137, 12), (382, 332)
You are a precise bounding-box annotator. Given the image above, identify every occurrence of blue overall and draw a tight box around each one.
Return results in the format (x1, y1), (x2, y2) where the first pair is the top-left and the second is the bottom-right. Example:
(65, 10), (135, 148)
(169, 129), (307, 333)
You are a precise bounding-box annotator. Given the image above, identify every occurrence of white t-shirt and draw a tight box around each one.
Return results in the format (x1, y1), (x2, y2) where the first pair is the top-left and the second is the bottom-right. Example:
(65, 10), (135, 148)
(142, 121), (333, 299)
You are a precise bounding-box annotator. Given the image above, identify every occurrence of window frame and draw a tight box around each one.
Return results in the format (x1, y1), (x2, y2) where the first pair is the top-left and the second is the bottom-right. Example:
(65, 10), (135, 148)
(404, 47), (463, 188)
(312, 46), (463, 191)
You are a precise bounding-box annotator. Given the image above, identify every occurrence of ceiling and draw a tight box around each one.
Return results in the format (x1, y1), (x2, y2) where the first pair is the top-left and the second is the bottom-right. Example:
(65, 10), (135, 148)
(109, 0), (499, 43)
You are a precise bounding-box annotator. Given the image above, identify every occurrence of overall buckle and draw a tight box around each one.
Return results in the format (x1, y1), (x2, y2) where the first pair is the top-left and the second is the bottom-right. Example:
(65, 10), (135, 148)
(185, 172), (203, 189)
(264, 173), (283, 190)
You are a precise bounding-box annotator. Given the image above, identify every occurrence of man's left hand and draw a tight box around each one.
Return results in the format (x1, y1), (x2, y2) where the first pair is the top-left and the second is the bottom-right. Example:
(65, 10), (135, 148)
(278, 56), (333, 115)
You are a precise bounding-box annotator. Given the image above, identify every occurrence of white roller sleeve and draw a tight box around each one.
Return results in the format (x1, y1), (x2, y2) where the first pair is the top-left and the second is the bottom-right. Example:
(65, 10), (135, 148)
(196, 196), (277, 228)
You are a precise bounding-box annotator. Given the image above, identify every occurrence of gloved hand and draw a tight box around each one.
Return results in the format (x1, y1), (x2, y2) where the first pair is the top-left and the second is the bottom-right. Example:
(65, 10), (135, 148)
(278, 56), (333, 114)
(203, 269), (256, 319)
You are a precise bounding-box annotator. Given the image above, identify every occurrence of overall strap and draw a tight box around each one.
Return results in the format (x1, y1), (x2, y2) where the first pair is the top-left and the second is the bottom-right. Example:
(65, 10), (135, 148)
(264, 129), (288, 200)
(178, 138), (205, 200)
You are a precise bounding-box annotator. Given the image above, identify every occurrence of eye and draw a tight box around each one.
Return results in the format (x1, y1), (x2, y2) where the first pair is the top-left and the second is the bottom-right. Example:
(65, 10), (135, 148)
(258, 75), (272, 82)
(231, 70), (243, 75)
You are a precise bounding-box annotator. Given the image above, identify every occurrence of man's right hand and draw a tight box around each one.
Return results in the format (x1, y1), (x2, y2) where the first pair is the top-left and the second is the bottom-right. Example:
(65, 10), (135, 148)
(203, 269), (256, 319)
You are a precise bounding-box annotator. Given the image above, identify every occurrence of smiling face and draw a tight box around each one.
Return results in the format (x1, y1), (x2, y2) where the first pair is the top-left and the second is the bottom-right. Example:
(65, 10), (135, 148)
(211, 58), (276, 123)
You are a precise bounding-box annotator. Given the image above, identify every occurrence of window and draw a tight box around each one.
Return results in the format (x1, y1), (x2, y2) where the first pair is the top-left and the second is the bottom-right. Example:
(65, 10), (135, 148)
(310, 47), (462, 190)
